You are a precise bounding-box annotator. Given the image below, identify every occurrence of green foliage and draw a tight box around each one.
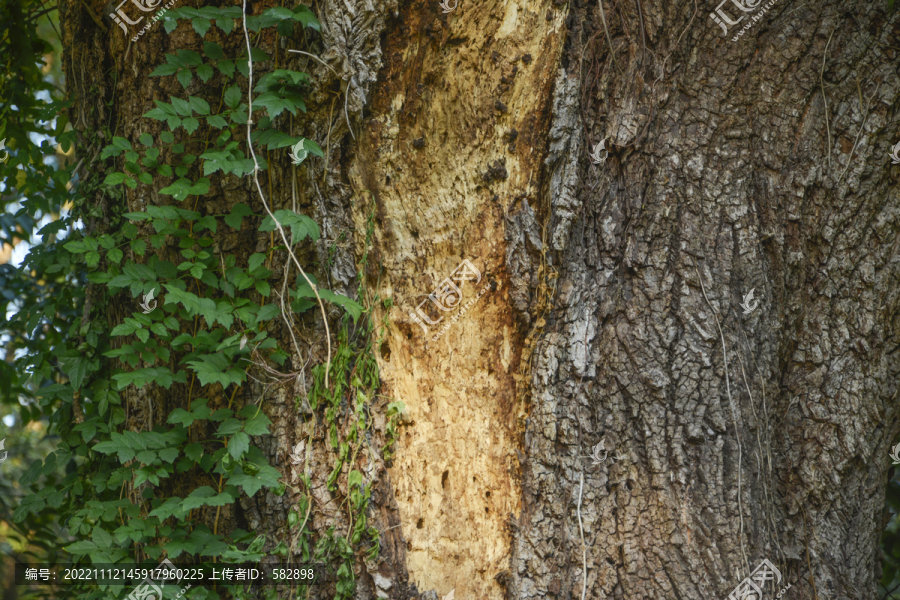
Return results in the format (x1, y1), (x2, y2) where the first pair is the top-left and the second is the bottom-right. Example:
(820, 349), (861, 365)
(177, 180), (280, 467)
(0, 2), (399, 599)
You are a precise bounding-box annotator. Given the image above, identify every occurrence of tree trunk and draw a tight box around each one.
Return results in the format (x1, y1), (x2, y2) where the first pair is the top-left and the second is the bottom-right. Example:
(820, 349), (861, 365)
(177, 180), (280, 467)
(64, 0), (900, 598)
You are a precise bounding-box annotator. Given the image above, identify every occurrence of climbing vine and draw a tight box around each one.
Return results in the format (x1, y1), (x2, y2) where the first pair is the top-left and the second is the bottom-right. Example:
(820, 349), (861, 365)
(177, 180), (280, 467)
(3, 3), (403, 599)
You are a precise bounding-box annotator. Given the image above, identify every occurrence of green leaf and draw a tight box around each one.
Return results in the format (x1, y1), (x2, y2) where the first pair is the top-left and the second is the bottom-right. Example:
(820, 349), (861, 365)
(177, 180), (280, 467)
(192, 17), (211, 37)
(59, 355), (92, 390)
(161, 130), (175, 144)
(216, 418), (242, 436)
(277, 19), (294, 36)
(255, 281), (271, 297)
(182, 486), (224, 510)
(65, 540), (98, 555)
(112, 367), (179, 390)
(164, 286), (218, 324)
(256, 304), (280, 322)
(171, 96), (193, 116)
(195, 215), (217, 232)
(163, 13), (179, 33)
(168, 408), (195, 427)
(303, 138), (325, 158)
(293, 284), (363, 323)
(243, 412), (271, 436)
(178, 49), (203, 66)
(227, 432), (250, 460)
(151, 63), (180, 77)
(227, 466), (279, 498)
(259, 210), (320, 243)
(216, 14), (235, 35)
(182, 117), (200, 134)
(224, 84), (241, 109)
(203, 41), (224, 59)
(80, 420), (98, 442)
(249, 47), (270, 62)
(149, 497), (188, 521)
(225, 203), (253, 229)
(265, 6), (294, 19)
(185, 443), (204, 461)
(112, 136), (132, 151)
(136, 450), (157, 464)
(103, 172), (126, 186)
(159, 447), (180, 463)
(248, 253), (266, 272)
(200, 64), (217, 83)
(108, 247), (124, 264)
(218, 59), (236, 78)
(176, 68), (192, 89)
(254, 91), (300, 118)
(189, 96), (211, 115)
(207, 115), (228, 129)
(293, 5), (321, 30)
(139, 133), (154, 146)
(186, 354), (246, 388)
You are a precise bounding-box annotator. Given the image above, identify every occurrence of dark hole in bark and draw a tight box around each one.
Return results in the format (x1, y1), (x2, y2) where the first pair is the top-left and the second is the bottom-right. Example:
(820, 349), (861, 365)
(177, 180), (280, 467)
(416, 518), (424, 529)
(442, 470), (450, 489)
(380, 342), (391, 361)
(486, 490), (491, 497)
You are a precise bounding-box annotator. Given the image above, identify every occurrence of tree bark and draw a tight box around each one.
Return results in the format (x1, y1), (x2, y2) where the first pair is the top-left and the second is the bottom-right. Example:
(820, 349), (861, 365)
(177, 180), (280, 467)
(63, 0), (900, 598)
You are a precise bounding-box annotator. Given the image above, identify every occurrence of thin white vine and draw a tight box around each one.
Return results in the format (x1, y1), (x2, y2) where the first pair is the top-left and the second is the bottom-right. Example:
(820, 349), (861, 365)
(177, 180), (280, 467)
(241, 0), (331, 387)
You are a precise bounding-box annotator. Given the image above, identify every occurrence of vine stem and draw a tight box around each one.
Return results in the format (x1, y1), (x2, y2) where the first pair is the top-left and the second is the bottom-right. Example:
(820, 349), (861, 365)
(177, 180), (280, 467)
(213, 382), (244, 540)
(821, 28), (835, 173)
(242, 0), (331, 388)
(286, 49), (340, 77)
(695, 265), (746, 572)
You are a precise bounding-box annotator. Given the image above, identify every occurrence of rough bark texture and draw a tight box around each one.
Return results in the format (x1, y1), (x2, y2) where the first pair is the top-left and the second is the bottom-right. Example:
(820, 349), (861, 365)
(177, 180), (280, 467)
(63, 0), (900, 598)
(506, 1), (900, 599)
(357, 2), (566, 599)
